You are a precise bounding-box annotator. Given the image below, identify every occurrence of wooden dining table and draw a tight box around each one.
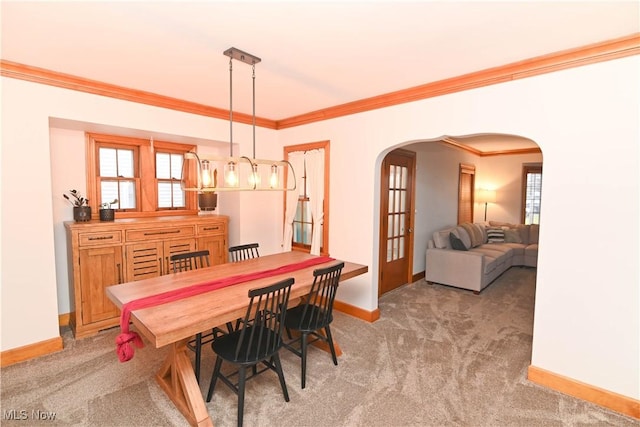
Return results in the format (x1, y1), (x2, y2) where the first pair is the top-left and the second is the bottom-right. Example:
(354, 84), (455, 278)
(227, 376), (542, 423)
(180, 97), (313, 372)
(106, 251), (368, 427)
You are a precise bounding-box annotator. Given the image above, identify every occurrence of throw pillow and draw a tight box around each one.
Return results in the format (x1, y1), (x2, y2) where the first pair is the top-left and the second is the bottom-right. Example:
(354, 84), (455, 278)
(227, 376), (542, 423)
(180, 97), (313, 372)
(449, 232), (468, 251)
(504, 228), (522, 243)
(486, 227), (505, 243)
(461, 222), (482, 247)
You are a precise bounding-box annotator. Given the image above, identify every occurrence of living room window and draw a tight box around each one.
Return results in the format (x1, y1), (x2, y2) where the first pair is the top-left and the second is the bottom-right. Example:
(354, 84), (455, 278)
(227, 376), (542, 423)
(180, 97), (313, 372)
(522, 164), (542, 224)
(86, 133), (197, 218)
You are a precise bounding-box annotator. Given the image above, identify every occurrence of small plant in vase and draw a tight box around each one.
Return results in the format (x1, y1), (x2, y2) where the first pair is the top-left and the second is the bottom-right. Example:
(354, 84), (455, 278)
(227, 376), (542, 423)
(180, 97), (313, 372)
(99, 199), (118, 221)
(63, 189), (91, 222)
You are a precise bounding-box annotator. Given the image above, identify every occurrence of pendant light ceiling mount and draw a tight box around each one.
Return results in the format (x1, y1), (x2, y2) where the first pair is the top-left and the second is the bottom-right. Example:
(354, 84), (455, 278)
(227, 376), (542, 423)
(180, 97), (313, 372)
(223, 47), (261, 66)
(181, 47), (295, 193)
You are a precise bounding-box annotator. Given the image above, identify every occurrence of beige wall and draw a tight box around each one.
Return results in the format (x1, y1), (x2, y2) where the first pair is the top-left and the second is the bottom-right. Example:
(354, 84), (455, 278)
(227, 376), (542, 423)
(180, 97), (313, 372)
(1, 56), (638, 401)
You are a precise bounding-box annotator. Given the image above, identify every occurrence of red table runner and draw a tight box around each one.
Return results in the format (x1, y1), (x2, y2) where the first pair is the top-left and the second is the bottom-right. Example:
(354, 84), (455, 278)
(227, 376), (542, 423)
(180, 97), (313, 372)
(116, 255), (335, 362)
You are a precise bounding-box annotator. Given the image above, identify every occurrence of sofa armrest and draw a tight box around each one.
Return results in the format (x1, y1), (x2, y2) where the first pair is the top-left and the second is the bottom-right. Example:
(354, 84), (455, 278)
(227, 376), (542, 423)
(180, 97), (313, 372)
(425, 248), (485, 292)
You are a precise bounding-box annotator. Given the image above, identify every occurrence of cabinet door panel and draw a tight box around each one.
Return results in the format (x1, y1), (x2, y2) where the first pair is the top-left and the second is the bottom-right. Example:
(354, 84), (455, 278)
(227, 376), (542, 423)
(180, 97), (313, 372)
(79, 246), (123, 324)
(163, 238), (197, 273)
(198, 236), (226, 266)
(126, 241), (164, 280)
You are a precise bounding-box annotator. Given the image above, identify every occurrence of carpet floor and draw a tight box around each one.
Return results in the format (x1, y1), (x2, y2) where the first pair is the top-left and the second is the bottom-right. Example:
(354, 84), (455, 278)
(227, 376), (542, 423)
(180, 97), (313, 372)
(1, 267), (638, 426)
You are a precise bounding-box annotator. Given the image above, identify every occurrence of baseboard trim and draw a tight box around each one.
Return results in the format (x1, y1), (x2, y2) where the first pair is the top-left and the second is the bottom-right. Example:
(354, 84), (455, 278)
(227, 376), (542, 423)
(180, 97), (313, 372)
(1, 336), (64, 367)
(334, 299), (380, 322)
(527, 365), (640, 419)
(412, 271), (425, 283)
(59, 313), (71, 327)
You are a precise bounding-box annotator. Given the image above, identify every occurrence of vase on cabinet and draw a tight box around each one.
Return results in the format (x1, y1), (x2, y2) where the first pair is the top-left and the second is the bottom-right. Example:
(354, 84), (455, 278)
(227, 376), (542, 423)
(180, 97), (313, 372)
(73, 206), (92, 222)
(99, 208), (115, 221)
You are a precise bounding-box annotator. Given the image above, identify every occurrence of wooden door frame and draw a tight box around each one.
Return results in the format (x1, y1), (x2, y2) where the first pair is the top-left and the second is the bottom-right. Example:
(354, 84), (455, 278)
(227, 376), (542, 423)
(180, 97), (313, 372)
(377, 148), (416, 297)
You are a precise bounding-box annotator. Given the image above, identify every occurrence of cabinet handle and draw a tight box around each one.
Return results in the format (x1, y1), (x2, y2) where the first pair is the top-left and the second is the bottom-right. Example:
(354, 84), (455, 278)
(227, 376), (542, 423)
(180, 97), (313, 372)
(159, 257), (163, 276)
(203, 226), (219, 231)
(144, 230), (180, 236)
(88, 235), (114, 241)
(117, 263), (122, 284)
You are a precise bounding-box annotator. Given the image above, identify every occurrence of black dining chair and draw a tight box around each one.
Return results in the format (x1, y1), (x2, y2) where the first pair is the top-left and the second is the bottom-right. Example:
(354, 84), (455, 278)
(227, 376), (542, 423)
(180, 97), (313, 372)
(228, 243), (260, 262)
(283, 262), (344, 389)
(206, 277), (294, 427)
(170, 250), (227, 384)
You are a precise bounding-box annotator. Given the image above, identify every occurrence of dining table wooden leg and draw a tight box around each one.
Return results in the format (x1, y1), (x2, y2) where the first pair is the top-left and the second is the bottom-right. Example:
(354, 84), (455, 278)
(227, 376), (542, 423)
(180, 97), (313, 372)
(156, 339), (213, 427)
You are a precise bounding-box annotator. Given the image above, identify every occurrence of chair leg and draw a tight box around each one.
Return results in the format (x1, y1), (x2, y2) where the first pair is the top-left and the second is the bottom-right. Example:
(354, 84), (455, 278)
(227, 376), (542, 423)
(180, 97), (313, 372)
(324, 326), (338, 365)
(237, 366), (247, 427)
(300, 332), (308, 389)
(206, 357), (223, 402)
(194, 333), (202, 383)
(272, 353), (290, 402)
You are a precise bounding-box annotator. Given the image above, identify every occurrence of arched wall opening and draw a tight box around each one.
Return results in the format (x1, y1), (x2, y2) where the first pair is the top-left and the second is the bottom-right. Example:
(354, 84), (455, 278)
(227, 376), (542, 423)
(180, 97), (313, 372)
(372, 133), (543, 290)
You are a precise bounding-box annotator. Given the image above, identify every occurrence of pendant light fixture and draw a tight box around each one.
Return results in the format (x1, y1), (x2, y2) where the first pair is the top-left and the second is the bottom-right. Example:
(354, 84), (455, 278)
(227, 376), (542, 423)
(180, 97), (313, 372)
(181, 47), (296, 192)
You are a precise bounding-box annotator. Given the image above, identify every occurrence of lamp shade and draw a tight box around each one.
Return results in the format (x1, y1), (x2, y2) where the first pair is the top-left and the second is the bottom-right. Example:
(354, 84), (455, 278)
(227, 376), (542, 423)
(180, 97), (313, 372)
(476, 189), (496, 204)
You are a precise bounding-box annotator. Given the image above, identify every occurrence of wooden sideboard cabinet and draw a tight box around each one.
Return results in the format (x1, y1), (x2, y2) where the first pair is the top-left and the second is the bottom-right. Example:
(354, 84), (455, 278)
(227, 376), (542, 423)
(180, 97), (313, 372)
(65, 215), (229, 338)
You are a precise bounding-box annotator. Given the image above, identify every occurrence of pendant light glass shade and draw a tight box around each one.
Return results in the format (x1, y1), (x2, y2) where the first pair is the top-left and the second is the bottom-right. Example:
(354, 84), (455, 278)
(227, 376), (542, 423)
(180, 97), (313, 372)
(181, 152), (296, 192)
(180, 47), (296, 193)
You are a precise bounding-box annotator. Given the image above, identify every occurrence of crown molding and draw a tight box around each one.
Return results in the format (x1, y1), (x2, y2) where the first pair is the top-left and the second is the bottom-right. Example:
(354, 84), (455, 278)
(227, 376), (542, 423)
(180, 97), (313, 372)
(0, 60), (278, 130)
(1, 33), (638, 132)
(441, 138), (542, 157)
(276, 33), (640, 129)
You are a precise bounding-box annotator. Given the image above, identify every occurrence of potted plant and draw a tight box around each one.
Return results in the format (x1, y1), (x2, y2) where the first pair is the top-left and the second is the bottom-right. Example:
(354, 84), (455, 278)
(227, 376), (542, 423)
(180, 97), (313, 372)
(99, 198), (118, 221)
(63, 189), (91, 222)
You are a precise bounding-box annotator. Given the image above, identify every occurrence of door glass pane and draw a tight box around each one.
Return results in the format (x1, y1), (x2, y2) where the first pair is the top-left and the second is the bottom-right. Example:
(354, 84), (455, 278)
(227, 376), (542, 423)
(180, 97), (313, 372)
(399, 213), (405, 235)
(392, 237), (399, 260)
(394, 214), (399, 236)
(387, 214), (393, 238)
(400, 191), (406, 211)
(400, 166), (407, 189)
(399, 236), (405, 258)
(387, 239), (392, 262)
(389, 165), (395, 188)
(388, 190), (394, 213)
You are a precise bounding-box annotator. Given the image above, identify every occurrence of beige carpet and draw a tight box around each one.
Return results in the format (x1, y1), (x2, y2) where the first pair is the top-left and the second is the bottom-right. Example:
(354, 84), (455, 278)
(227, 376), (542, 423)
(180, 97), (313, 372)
(2, 267), (638, 426)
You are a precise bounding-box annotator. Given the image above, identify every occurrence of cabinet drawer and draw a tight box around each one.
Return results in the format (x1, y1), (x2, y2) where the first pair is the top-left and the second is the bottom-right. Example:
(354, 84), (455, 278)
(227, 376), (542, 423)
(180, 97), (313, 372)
(79, 231), (122, 246)
(126, 226), (195, 242)
(197, 222), (226, 236)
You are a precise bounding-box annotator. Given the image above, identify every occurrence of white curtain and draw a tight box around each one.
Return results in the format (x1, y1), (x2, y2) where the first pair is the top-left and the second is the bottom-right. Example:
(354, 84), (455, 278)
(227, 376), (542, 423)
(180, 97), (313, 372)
(305, 149), (324, 255)
(281, 152), (305, 252)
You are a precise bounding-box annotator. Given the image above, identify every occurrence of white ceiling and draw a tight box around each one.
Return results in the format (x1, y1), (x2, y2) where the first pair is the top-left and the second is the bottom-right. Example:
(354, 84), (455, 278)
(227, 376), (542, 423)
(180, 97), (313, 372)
(2, 1), (638, 150)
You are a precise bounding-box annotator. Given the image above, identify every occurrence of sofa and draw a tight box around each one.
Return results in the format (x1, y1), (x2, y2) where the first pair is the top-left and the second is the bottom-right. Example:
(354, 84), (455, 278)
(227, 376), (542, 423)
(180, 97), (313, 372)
(425, 221), (538, 293)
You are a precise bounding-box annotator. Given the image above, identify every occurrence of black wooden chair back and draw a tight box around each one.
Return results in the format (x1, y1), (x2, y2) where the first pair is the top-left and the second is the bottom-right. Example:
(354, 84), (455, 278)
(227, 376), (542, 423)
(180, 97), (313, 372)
(228, 243), (260, 263)
(170, 249), (210, 272)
